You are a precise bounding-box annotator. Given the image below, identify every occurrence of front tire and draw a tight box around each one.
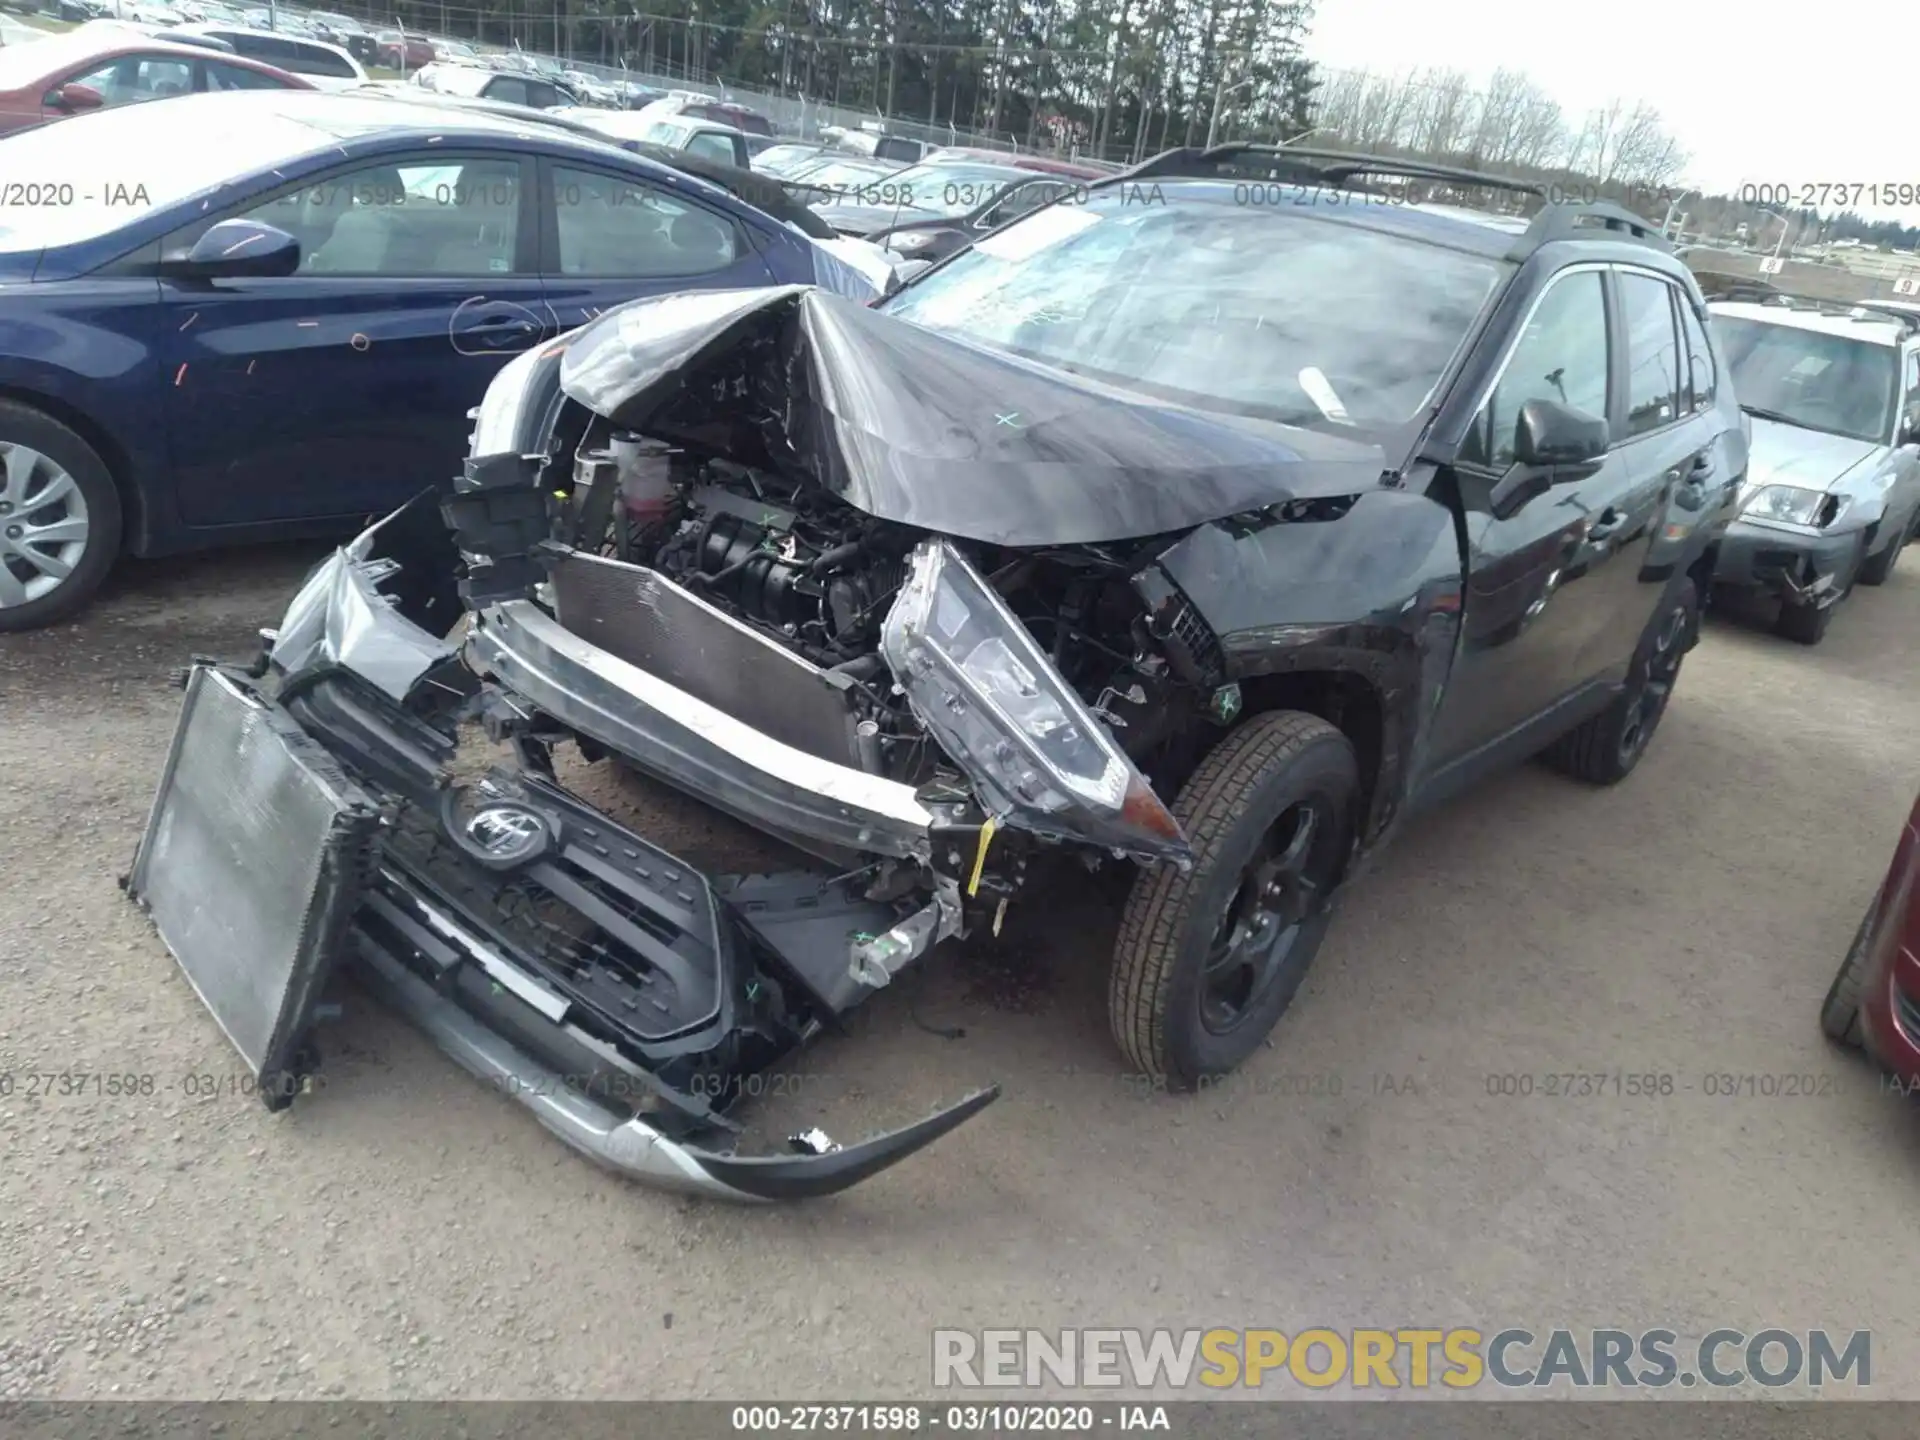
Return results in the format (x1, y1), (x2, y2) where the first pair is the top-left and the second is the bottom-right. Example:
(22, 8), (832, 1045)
(1109, 711), (1358, 1089)
(0, 400), (121, 633)
(1543, 577), (1698, 785)
(1776, 537), (1863, 644)
(1820, 888), (1880, 1048)
(1856, 525), (1906, 587)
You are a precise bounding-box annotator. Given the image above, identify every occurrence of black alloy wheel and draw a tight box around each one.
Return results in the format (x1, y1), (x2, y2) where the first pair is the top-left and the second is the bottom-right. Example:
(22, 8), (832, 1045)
(1199, 797), (1339, 1035)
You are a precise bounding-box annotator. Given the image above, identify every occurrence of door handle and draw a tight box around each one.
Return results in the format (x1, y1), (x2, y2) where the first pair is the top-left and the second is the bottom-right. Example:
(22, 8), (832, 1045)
(1586, 507), (1627, 544)
(469, 314), (536, 334)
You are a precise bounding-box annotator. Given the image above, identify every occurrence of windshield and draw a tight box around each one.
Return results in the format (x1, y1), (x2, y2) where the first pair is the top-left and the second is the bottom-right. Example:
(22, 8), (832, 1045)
(789, 156), (896, 189)
(754, 144), (824, 177)
(884, 195), (1508, 432)
(1711, 315), (1898, 444)
(0, 102), (325, 251)
(641, 119), (691, 145)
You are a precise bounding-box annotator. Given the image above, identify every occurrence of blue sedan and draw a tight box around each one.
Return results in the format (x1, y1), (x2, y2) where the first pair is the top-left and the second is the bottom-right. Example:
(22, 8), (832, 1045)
(0, 90), (842, 630)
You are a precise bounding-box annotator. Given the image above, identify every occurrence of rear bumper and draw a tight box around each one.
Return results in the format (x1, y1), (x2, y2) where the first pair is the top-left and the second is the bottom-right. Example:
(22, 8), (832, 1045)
(1710, 519), (1860, 604)
(465, 597), (935, 862)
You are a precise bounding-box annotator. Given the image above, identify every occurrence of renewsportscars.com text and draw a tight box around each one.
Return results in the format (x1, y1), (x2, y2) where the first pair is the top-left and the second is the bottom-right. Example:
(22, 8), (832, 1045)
(932, 1327), (1871, 1391)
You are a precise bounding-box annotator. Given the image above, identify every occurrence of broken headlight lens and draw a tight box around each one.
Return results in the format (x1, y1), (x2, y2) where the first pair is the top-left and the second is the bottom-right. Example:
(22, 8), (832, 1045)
(880, 540), (1188, 860)
(1743, 484), (1842, 528)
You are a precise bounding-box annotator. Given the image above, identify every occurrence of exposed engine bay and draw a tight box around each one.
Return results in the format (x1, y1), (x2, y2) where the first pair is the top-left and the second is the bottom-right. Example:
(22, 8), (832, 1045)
(125, 287), (1392, 1202)
(558, 423), (1228, 802)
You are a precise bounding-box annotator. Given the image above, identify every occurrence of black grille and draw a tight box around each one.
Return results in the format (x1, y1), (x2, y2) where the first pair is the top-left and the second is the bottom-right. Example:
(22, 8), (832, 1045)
(377, 787), (726, 1045)
(1167, 598), (1226, 680)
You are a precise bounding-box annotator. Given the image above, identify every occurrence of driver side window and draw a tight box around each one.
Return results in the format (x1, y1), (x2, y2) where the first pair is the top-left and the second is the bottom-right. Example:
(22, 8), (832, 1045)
(1462, 270), (1610, 470)
(62, 54), (193, 109)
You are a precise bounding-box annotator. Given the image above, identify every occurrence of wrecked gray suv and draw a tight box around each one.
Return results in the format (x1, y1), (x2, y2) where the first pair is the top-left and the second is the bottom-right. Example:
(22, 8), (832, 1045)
(125, 150), (1742, 1200)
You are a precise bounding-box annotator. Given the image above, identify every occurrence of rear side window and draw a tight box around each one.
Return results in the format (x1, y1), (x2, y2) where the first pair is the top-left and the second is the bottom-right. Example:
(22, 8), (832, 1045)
(1619, 271), (1682, 437)
(1677, 295), (1715, 413)
(1462, 269), (1610, 469)
(220, 34), (356, 79)
(685, 131), (737, 165)
(484, 75), (530, 106)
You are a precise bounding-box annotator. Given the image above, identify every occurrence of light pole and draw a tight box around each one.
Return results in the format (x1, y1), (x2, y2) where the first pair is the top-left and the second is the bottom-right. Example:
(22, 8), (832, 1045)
(1760, 208), (1796, 260)
(1205, 71), (1257, 149)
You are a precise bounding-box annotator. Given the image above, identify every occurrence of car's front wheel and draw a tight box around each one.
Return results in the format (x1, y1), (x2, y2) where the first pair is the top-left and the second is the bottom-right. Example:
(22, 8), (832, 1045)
(1109, 711), (1357, 1089)
(1775, 537), (1864, 645)
(0, 400), (121, 634)
(1856, 522), (1908, 587)
(1820, 887), (1881, 1048)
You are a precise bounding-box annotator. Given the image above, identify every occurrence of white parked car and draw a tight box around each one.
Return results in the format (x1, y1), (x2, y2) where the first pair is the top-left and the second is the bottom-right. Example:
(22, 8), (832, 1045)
(165, 23), (366, 89)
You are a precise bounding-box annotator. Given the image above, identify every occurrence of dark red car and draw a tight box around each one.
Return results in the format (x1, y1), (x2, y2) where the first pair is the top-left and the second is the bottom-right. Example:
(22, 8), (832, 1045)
(924, 145), (1107, 178)
(1822, 791), (1920, 1077)
(0, 31), (311, 135)
(375, 32), (434, 71)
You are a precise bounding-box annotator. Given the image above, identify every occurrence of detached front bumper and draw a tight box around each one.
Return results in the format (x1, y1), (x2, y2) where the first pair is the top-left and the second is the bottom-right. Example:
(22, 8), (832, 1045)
(1711, 518), (1862, 606)
(125, 637), (995, 1203)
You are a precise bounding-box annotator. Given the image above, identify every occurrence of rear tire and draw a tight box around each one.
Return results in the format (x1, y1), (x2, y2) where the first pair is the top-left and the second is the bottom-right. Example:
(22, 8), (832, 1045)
(1542, 578), (1697, 785)
(1820, 889), (1880, 1049)
(0, 400), (122, 634)
(1109, 711), (1358, 1089)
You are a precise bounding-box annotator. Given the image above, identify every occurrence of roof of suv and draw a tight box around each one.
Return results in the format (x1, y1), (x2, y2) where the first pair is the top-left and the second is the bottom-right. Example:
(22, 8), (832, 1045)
(1708, 300), (1911, 345)
(1113, 144), (1679, 268)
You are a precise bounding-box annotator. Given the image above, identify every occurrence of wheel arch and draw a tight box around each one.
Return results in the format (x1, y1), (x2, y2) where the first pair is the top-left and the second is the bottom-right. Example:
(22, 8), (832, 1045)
(1233, 659), (1404, 863)
(0, 383), (145, 555)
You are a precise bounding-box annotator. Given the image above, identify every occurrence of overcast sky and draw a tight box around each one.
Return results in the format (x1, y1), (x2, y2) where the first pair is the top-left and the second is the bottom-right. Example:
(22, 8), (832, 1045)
(1307, 0), (1918, 225)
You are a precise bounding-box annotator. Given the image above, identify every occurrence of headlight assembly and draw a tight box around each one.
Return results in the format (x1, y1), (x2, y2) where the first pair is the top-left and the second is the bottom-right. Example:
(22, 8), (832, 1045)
(1742, 484), (1845, 528)
(880, 541), (1189, 861)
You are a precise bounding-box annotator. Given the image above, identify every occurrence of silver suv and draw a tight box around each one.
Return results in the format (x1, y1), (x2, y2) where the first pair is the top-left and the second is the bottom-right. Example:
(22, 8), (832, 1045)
(1706, 297), (1920, 643)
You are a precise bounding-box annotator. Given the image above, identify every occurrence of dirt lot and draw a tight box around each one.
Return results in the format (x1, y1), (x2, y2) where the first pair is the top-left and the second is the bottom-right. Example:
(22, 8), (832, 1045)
(2, 540), (1918, 1401)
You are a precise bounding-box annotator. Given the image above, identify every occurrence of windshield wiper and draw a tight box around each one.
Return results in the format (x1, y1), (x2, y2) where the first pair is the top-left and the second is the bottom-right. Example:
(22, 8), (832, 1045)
(1739, 404), (1808, 427)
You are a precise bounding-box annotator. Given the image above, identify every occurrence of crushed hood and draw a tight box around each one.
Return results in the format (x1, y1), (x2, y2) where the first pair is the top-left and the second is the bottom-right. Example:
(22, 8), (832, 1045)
(556, 284), (1387, 547)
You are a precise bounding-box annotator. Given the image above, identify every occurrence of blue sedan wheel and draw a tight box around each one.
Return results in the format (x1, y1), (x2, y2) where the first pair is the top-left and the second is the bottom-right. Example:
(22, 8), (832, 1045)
(0, 402), (122, 633)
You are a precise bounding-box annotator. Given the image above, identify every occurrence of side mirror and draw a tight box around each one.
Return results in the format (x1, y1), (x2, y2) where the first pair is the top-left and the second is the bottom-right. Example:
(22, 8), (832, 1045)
(49, 82), (105, 114)
(161, 218), (302, 281)
(1900, 409), (1920, 447)
(1489, 398), (1609, 519)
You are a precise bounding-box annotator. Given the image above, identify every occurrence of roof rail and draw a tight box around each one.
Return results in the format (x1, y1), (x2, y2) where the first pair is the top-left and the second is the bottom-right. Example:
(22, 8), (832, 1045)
(1113, 143), (1547, 200)
(1100, 144), (1678, 258)
(1513, 201), (1672, 256)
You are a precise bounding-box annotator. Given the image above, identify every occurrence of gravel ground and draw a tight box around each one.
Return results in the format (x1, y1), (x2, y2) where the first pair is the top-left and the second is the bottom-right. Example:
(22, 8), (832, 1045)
(2, 540), (1918, 1401)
